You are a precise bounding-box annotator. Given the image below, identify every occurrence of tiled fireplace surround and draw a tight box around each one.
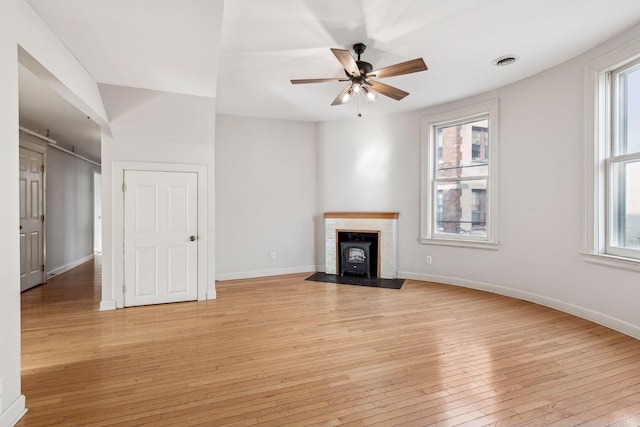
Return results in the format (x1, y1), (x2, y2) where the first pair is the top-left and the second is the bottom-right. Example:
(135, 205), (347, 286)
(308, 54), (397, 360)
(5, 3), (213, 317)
(324, 212), (399, 279)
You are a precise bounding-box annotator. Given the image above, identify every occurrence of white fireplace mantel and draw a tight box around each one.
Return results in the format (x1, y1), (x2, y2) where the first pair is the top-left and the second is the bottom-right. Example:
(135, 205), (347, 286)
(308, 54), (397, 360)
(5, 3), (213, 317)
(324, 212), (399, 279)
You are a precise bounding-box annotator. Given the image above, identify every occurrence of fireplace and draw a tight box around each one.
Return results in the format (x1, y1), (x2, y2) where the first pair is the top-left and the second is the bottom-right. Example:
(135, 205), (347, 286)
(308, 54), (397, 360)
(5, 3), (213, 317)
(338, 231), (379, 278)
(324, 212), (399, 279)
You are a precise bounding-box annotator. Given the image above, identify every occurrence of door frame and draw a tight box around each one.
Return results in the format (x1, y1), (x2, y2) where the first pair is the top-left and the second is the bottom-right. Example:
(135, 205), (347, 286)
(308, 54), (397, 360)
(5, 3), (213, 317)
(112, 161), (209, 309)
(19, 135), (47, 287)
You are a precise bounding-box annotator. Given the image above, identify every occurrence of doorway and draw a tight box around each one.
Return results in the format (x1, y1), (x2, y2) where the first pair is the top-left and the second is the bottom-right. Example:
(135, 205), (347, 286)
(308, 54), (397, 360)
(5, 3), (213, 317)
(19, 143), (45, 292)
(123, 169), (199, 307)
(110, 161), (210, 309)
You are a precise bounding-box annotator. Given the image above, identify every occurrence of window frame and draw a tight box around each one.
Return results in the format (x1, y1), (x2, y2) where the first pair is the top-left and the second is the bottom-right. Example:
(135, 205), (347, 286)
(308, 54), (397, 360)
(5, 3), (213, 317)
(584, 40), (640, 271)
(420, 99), (500, 249)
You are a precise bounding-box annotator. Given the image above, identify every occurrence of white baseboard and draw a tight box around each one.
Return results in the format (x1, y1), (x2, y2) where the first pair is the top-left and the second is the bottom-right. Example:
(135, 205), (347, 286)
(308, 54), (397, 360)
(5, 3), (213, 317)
(216, 265), (317, 281)
(206, 289), (217, 300)
(99, 299), (116, 311)
(0, 394), (26, 427)
(398, 271), (640, 341)
(46, 253), (94, 279)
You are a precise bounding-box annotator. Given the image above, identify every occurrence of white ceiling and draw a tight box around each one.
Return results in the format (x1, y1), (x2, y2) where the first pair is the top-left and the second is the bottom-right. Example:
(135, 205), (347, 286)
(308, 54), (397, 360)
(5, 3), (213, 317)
(19, 0), (640, 158)
(217, 0), (640, 121)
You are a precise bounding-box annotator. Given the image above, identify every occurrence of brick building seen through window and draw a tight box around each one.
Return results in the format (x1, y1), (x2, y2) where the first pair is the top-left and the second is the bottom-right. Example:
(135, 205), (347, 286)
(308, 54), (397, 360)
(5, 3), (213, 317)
(436, 120), (488, 236)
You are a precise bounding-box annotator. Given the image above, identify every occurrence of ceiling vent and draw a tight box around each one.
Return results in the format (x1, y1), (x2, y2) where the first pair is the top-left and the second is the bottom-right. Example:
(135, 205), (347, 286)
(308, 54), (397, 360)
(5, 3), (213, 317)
(492, 55), (519, 66)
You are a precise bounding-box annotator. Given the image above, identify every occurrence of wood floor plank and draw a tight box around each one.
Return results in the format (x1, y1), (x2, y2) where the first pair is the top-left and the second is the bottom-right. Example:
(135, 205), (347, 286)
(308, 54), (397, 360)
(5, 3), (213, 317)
(16, 257), (640, 426)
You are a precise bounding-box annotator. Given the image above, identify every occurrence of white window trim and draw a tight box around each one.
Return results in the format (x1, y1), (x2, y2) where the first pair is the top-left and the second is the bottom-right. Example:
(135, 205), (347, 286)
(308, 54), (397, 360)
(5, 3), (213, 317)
(420, 99), (500, 250)
(583, 36), (640, 269)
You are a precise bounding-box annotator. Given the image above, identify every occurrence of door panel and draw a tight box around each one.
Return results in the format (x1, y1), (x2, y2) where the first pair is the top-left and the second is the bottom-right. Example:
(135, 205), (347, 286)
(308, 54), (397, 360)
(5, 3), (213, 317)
(30, 232), (40, 270)
(20, 234), (27, 277)
(168, 185), (188, 231)
(19, 146), (44, 292)
(19, 180), (26, 217)
(124, 170), (198, 307)
(168, 245), (188, 293)
(135, 246), (158, 296)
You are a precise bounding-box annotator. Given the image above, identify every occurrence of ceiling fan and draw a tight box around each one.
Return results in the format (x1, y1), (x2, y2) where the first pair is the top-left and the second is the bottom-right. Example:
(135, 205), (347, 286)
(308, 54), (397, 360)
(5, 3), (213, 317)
(291, 43), (428, 106)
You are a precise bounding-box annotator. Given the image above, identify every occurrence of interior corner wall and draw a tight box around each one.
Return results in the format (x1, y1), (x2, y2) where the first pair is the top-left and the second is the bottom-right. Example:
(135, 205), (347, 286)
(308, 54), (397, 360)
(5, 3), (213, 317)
(99, 84), (216, 308)
(45, 147), (97, 276)
(316, 22), (640, 339)
(0, 1), (107, 425)
(214, 114), (317, 280)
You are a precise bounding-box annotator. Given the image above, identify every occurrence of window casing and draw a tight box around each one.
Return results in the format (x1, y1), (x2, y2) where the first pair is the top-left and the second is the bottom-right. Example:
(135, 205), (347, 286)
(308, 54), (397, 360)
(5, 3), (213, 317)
(585, 42), (640, 270)
(421, 100), (499, 249)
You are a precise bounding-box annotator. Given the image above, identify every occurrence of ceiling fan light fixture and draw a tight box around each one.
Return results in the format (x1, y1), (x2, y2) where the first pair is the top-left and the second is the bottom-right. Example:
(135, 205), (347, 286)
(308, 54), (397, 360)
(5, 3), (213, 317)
(362, 86), (376, 102)
(342, 91), (352, 103)
(353, 83), (361, 95)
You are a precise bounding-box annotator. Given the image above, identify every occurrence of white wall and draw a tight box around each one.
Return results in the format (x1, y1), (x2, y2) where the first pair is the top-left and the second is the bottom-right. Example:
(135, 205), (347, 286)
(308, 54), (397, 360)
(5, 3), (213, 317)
(99, 84), (216, 309)
(0, 1), (107, 425)
(316, 23), (640, 338)
(215, 115), (317, 279)
(45, 147), (96, 276)
(0, 33), (23, 427)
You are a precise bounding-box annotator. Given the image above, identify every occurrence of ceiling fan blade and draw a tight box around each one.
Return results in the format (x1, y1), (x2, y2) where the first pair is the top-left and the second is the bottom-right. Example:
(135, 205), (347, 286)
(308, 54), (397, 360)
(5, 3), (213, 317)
(331, 84), (353, 106)
(367, 58), (428, 79)
(331, 48), (360, 77)
(291, 78), (350, 84)
(365, 80), (409, 101)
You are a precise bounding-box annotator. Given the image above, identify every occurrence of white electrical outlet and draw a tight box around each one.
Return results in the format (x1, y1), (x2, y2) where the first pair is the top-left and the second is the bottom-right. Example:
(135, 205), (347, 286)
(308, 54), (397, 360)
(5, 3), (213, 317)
(270, 252), (276, 260)
(426, 256), (432, 264)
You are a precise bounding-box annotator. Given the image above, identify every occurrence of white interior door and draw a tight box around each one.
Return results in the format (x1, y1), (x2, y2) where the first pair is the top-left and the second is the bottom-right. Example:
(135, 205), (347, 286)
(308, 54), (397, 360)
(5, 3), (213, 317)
(19, 146), (44, 292)
(123, 170), (198, 307)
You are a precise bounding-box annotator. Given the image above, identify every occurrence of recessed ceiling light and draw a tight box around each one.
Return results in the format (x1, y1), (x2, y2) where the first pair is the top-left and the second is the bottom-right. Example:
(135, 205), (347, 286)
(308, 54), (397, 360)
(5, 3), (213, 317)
(492, 55), (519, 66)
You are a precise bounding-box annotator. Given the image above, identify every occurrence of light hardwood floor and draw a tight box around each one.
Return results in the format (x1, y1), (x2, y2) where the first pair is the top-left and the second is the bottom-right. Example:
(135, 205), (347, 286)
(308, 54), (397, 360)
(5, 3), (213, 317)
(17, 257), (640, 426)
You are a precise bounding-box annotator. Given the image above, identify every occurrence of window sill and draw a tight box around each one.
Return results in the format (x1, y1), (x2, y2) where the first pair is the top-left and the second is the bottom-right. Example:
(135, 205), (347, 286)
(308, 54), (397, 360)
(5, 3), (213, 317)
(420, 237), (500, 250)
(581, 252), (640, 272)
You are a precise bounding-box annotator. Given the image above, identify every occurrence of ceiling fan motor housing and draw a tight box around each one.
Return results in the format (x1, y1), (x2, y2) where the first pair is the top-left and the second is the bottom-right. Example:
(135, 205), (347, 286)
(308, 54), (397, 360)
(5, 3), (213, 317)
(345, 61), (373, 80)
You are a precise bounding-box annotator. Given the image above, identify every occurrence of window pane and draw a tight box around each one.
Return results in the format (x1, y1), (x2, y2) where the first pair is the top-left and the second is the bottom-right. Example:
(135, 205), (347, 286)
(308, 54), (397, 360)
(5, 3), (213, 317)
(613, 161), (640, 249)
(620, 66), (640, 155)
(434, 179), (487, 237)
(436, 119), (488, 178)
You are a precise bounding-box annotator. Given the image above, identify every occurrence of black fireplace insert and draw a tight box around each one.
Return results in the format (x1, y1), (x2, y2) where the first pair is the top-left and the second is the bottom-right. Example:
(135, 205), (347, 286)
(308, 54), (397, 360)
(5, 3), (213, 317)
(337, 231), (379, 278)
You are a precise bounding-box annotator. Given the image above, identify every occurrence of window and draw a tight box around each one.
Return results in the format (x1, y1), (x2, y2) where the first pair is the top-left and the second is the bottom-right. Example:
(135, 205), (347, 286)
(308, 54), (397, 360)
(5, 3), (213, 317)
(585, 45), (640, 269)
(421, 100), (499, 248)
(610, 60), (640, 258)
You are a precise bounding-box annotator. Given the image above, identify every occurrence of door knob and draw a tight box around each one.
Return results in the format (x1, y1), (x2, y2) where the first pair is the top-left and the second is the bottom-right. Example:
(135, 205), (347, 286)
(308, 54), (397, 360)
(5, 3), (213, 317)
(190, 235), (197, 242)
